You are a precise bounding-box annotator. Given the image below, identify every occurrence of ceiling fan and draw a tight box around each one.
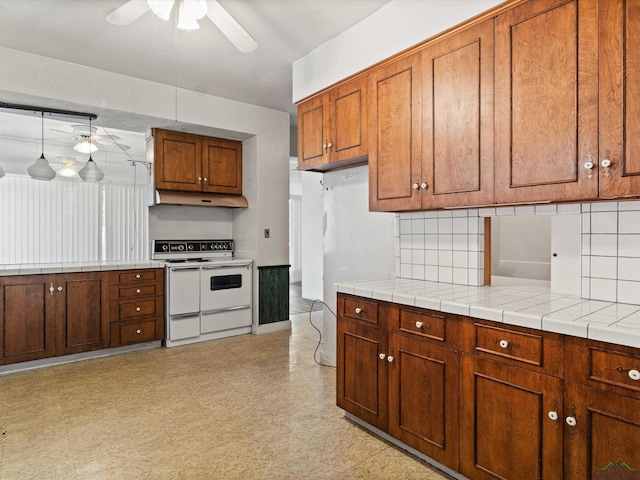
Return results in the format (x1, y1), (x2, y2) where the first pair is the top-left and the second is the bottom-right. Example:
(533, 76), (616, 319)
(49, 125), (130, 153)
(106, 0), (258, 53)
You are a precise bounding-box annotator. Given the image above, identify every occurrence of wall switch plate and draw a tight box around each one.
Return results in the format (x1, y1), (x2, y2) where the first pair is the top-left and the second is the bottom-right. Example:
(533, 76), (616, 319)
(264, 229), (270, 238)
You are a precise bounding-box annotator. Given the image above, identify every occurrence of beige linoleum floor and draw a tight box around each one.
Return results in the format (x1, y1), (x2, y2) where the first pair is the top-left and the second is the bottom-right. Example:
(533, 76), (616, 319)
(0, 311), (453, 480)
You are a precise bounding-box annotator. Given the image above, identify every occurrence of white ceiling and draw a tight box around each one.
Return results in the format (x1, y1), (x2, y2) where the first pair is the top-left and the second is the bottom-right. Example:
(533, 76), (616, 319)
(0, 0), (391, 126)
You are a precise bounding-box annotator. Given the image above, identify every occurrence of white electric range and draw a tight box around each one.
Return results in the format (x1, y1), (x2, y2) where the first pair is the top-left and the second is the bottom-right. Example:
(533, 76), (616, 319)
(152, 239), (253, 347)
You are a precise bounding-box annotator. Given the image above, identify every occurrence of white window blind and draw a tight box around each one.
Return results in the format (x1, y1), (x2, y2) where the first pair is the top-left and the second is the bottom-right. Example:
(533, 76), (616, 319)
(0, 176), (148, 264)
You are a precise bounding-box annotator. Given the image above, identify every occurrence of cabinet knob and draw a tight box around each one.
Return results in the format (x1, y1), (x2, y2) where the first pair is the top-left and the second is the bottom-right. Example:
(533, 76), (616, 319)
(421, 182), (428, 190)
(136, 289), (141, 294)
(136, 306), (141, 312)
(379, 353), (386, 360)
(584, 152), (594, 179)
(203, 177), (207, 182)
(387, 355), (394, 363)
(49, 283), (55, 295)
(322, 143), (327, 152)
(198, 176), (203, 182)
(57, 286), (63, 292)
(415, 321), (423, 328)
(548, 411), (558, 421)
(601, 156), (612, 178)
(565, 416), (577, 427)
(412, 183), (419, 190)
(355, 307), (362, 314)
(327, 142), (332, 151)
(136, 329), (142, 334)
(499, 339), (509, 349)
(135, 274), (141, 279)
(629, 369), (640, 381)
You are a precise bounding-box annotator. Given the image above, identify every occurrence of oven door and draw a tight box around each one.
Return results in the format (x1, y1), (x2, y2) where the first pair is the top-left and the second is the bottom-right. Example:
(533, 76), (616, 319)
(200, 263), (252, 313)
(167, 266), (201, 316)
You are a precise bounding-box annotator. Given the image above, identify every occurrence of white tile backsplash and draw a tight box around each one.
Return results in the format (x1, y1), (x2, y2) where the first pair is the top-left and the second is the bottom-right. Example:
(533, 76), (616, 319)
(395, 202), (640, 301)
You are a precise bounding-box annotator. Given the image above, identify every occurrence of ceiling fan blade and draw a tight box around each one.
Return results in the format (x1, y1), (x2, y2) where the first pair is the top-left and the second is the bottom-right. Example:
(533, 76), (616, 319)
(106, 0), (151, 26)
(206, 0), (257, 53)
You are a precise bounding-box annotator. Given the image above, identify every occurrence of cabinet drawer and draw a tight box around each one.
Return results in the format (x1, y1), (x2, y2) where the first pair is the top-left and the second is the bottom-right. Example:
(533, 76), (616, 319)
(341, 296), (380, 326)
(566, 336), (640, 399)
(113, 284), (160, 299)
(397, 307), (446, 342)
(461, 319), (564, 377)
(115, 298), (159, 320)
(114, 269), (161, 284)
(111, 320), (158, 346)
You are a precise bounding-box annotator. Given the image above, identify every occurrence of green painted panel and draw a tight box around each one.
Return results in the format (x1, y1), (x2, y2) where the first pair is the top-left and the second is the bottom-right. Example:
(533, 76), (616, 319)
(258, 265), (290, 325)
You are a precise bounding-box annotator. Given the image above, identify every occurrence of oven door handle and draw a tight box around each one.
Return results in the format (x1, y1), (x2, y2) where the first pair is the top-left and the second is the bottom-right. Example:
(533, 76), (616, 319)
(170, 312), (200, 320)
(169, 267), (201, 272)
(201, 264), (251, 270)
(201, 305), (251, 316)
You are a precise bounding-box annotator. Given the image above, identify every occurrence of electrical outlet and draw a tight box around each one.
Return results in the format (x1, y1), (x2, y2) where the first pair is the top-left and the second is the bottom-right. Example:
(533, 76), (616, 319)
(264, 229), (270, 238)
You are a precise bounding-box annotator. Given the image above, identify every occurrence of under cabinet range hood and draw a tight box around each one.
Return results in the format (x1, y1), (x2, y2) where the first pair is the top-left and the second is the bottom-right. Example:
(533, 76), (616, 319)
(155, 190), (248, 208)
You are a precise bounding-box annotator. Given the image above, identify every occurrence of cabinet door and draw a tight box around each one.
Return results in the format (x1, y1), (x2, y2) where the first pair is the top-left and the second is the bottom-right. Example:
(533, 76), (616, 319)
(388, 333), (459, 470)
(298, 94), (329, 170)
(494, 0), (599, 204)
(328, 77), (368, 164)
(565, 382), (640, 479)
(369, 53), (422, 212)
(56, 272), (110, 356)
(154, 129), (203, 192)
(0, 275), (56, 365)
(422, 19), (494, 209)
(599, 0), (640, 197)
(202, 138), (242, 195)
(460, 354), (564, 480)
(337, 318), (388, 431)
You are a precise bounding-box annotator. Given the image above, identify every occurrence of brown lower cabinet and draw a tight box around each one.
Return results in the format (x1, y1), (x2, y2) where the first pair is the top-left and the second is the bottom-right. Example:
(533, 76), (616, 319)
(0, 268), (164, 366)
(337, 293), (640, 480)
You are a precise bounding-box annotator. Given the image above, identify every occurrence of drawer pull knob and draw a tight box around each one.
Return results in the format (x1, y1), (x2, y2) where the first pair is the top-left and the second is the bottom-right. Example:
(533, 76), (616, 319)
(135, 274), (141, 279)
(415, 321), (423, 328)
(387, 355), (394, 363)
(629, 369), (640, 381)
(379, 353), (386, 360)
(565, 416), (577, 427)
(548, 411), (558, 421)
(499, 339), (509, 349)
(136, 329), (141, 334)
(136, 289), (141, 294)
(355, 307), (363, 314)
(136, 307), (141, 312)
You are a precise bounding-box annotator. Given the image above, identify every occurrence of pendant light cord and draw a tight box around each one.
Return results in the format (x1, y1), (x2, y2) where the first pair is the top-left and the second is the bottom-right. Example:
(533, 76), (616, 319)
(41, 111), (44, 155)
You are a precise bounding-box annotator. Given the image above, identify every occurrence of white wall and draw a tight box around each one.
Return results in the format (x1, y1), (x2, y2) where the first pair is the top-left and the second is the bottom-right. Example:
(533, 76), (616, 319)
(0, 45), (290, 329)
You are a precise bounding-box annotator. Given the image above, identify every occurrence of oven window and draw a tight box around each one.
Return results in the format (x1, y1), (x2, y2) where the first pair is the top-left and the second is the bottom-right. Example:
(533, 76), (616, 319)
(210, 274), (242, 291)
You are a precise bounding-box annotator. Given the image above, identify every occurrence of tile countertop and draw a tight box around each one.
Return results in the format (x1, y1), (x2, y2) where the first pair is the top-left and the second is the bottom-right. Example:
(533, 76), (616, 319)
(335, 278), (640, 349)
(0, 260), (165, 276)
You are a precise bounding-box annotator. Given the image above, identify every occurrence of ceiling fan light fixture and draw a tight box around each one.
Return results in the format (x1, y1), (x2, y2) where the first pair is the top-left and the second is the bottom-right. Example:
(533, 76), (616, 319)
(178, 0), (207, 30)
(148, 0), (175, 21)
(28, 112), (56, 181)
(73, 138), (98, 154)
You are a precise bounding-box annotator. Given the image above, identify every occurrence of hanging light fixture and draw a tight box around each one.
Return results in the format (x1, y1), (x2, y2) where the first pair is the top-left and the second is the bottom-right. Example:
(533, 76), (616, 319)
(148, 0), (174, 20)
(78, 118), (104, 182)
(73, 128), (99, 154)
(27, 112), (56, 181)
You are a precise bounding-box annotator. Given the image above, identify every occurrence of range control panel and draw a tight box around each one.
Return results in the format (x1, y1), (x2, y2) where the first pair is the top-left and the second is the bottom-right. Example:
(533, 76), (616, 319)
(153, 240), (234, 258)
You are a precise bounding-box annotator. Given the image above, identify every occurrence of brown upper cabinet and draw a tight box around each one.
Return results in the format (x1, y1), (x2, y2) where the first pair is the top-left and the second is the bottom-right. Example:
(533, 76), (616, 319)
(368, 53), (422, 211)
(599, 0), (640, 198)
(494, 0), (599, 204)
(152, 129), (242, 195)
(421, 19), (495, 210)
(297, 76), (368, 171)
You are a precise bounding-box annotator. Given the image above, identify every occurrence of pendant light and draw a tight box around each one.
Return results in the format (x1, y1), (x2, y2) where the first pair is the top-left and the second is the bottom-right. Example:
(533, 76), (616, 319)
(78, 118), (104, 182)
(27, 112), (56, 181)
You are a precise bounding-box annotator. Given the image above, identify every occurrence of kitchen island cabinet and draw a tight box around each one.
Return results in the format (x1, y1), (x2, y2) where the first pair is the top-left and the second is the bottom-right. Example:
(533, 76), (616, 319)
(337, 288), (640, 480)
(298, 76), (368, 171)
(151, 128), (242, 195)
